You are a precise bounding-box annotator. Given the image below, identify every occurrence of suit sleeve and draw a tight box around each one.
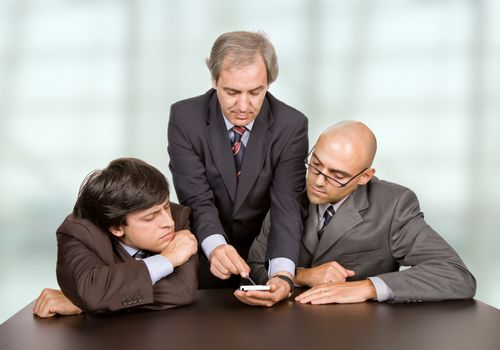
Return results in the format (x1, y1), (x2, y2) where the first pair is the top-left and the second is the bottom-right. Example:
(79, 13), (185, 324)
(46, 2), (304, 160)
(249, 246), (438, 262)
(147, 204), (198, 310)
(57, 226), (153, 313)
(376, 189), (476, 303)
(247, 212), (272, 284)
(147, 254), (198, 310)
(56, 222), (197, 314)
(167, 105), (226, 244)
(266, 116), (308, 264)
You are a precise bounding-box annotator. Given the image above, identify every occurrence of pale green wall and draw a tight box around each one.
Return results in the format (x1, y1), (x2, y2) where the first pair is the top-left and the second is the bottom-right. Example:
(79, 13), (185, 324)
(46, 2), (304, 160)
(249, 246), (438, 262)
(1, 0), (499, 323)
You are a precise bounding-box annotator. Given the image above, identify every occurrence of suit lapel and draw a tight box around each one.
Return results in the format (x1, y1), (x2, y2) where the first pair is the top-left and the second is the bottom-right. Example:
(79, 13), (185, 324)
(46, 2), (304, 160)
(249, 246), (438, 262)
(234, 97), (272, 213)
(302, 204), (320, 256)
(313, 184), (370, 261)
(205, 93), (237, 202)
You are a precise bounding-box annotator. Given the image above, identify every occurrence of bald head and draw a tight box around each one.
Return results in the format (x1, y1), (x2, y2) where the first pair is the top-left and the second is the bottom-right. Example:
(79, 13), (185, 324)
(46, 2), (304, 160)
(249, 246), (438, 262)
(316, 121), (377, 169)
(306, 121), (377, 204)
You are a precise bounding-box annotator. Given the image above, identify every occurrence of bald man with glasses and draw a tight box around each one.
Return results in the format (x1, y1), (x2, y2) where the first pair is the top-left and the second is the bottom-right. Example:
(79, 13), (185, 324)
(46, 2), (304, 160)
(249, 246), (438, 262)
(236, 121), (476, 307)
(305, 150), (368, 188)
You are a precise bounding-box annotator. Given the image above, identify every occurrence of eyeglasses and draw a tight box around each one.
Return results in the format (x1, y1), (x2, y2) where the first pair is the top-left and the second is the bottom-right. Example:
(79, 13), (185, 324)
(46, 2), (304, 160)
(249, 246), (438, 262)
(305, 150), (368, 188)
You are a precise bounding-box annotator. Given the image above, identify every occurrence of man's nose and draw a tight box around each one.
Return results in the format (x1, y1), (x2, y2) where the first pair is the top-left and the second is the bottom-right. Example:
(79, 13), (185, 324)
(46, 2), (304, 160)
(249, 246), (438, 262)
(159, 208), (175, 227)
(236, 93), (249, 112)
(313, 171), (327, 186)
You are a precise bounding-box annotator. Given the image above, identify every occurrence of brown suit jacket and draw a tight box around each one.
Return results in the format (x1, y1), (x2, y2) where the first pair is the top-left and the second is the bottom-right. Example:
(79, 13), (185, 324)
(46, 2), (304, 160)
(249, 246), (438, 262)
(56, 203), (198, 314)
(168, 89), (308, 288)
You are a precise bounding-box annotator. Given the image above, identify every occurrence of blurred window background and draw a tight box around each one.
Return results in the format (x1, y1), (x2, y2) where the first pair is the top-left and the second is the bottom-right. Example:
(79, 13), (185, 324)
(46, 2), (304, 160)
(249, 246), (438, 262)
(0, 0), (499, 322)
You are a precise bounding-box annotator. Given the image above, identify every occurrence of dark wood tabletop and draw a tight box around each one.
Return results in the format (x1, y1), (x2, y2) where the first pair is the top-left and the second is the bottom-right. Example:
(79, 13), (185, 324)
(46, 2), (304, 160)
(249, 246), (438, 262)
(1, 289), (499, 350)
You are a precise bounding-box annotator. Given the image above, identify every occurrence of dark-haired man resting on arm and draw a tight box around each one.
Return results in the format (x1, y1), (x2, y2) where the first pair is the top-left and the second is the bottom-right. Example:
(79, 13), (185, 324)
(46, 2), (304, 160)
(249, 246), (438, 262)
(33, 158), (198, 317)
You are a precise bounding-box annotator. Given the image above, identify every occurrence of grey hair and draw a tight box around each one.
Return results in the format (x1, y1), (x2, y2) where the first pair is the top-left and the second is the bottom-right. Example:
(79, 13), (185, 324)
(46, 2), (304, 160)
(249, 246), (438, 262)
(206, 31), (279, 84)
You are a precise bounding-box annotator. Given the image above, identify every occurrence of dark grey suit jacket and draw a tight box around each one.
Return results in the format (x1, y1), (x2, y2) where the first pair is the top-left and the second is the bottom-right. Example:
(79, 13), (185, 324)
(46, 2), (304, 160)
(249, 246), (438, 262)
(56, 203), (198, 314)
(168, 89), (308, 287)
(248, 177), (476, 303)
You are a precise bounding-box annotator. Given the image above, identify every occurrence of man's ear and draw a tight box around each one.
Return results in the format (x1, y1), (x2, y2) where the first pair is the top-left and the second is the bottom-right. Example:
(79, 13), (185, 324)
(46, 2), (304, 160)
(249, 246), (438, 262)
(108, 225), (124, 238)
(212, 79), (217, 89)
(359, 168), (376, 185)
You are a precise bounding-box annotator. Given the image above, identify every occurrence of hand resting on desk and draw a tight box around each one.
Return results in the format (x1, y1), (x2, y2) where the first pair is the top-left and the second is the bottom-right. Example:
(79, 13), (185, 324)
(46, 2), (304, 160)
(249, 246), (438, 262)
(295, 280), (376, 304)
(33, 288), (82, 318)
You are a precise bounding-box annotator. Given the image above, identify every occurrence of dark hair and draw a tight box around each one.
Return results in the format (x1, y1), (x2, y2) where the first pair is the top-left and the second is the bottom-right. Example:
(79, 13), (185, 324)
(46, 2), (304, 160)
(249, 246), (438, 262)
(73, 158), (169, 230)
(206, 30), (279, 84)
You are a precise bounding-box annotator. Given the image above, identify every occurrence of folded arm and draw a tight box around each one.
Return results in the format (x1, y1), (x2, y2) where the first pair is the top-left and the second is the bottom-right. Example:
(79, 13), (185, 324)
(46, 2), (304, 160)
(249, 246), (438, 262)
(377, 189), (476, 303)
(57, 225), (197, 313)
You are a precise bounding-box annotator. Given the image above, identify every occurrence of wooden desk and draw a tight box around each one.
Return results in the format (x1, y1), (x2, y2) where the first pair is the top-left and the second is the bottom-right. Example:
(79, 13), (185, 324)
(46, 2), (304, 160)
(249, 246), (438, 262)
(1, 289), (499, 350)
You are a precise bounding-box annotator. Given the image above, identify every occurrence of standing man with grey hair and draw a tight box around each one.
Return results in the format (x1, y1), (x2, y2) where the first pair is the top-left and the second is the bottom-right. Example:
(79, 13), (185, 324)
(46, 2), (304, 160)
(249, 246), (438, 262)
(168, 31), (308, 300)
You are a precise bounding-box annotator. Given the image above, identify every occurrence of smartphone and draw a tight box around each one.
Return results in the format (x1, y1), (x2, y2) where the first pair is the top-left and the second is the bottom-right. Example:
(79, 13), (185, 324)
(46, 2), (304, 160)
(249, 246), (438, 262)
(239, 285), (271, 292)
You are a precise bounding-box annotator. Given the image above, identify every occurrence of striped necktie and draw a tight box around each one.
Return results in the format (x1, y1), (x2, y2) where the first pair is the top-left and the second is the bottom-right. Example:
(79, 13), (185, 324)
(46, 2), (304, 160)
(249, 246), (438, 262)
(318, 205), (335, 238)
(232, 126), (246, 177)
(133, 250), (149, 260)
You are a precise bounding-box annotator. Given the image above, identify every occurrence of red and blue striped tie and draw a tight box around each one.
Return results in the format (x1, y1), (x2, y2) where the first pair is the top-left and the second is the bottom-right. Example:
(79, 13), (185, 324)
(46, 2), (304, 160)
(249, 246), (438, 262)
(232, 126), (246, 177)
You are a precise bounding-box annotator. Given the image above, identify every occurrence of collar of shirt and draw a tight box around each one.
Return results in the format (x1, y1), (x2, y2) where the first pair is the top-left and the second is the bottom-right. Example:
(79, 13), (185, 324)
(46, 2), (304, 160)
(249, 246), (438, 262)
(317, 194), (350, 229)
(223, 114), (254, 147)
(118, 241), (139, 257)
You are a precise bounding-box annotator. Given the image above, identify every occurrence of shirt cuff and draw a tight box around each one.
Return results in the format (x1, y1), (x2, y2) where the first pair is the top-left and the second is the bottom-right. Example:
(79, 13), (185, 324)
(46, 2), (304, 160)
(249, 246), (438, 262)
(143, 254), (174, 285)
(368, 276), (395, 302)
(268, 258), (296, 279)
(201, 234), (227, 258)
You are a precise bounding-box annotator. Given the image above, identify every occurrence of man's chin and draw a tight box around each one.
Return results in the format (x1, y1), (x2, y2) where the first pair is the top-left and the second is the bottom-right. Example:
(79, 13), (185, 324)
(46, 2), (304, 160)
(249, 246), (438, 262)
(307, 193), (327, 205)
(155, 242), (170, 253)
(228, 114), (257, 126)
(232, 119), (251, 127)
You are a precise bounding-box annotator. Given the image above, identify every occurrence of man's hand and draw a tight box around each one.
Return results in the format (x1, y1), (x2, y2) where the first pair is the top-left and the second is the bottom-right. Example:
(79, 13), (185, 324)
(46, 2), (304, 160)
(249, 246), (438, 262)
(161, 230), (198, 267)
(295, 261), (355, 287)
(295, 280), (376, 305)
(208, 244), (250, 280)
(234, 273), (292, 307)
(33, 288), (82, 318)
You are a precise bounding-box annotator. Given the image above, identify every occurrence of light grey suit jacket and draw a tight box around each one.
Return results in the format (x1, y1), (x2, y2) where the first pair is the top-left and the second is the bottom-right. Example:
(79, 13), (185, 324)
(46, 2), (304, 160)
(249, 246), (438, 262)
(248, 177), (476, 303)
